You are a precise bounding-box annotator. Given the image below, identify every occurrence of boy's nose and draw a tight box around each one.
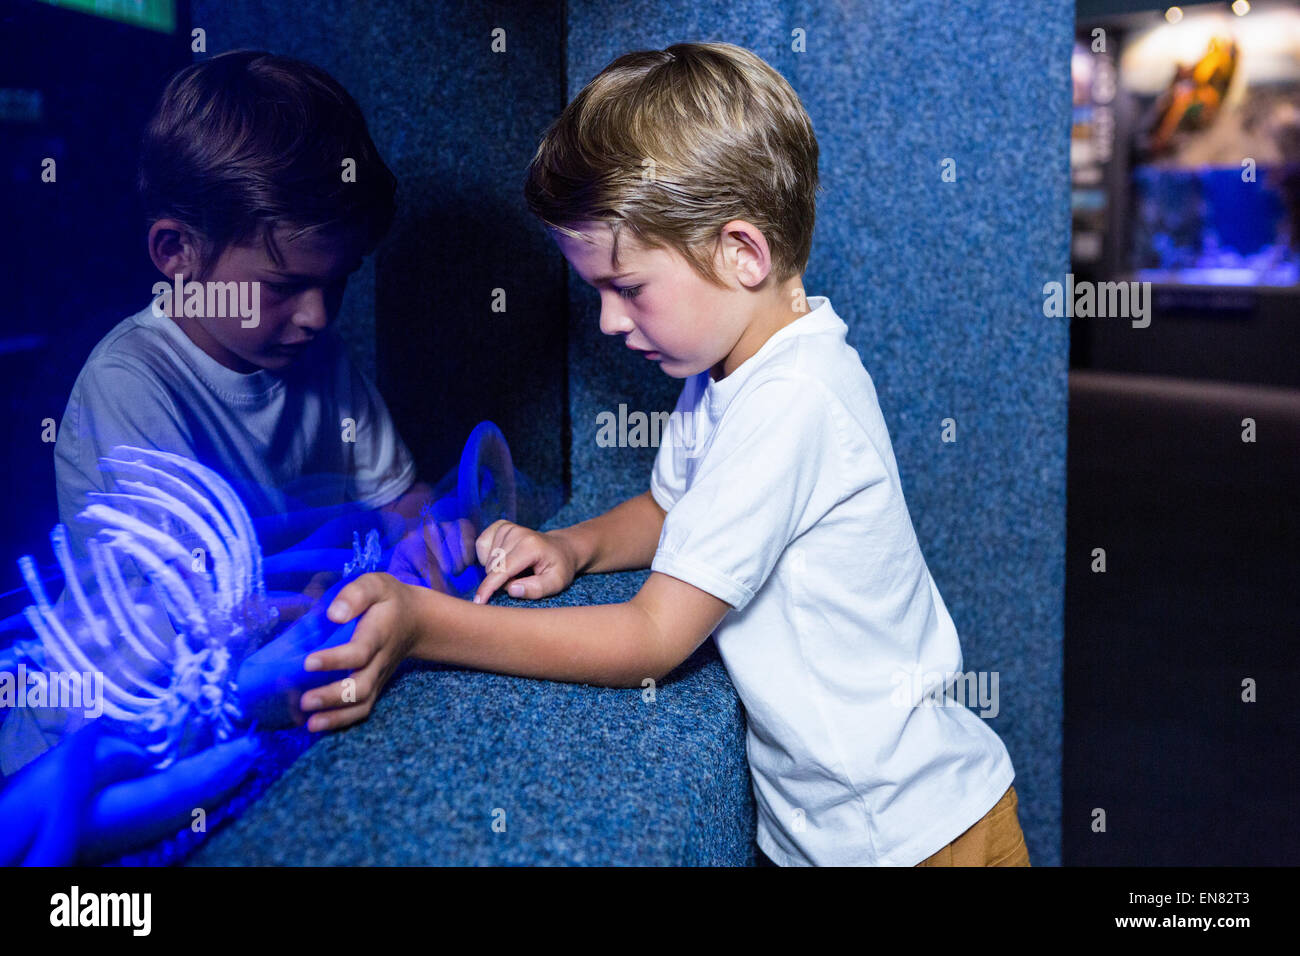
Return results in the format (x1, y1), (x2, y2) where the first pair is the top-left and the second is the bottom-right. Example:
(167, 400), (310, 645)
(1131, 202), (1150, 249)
(598, 299), (633, 337)
(291, 288), (329, 331)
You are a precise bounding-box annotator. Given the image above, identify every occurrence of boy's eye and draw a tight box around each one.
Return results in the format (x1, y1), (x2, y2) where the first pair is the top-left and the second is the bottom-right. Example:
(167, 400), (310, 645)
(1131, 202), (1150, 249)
(265, 282), (301, 296)
(616, 285), (642, 300)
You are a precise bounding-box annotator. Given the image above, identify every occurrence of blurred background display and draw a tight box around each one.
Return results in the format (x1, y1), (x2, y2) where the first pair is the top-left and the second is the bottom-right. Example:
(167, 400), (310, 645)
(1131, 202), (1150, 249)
(1074, 1), (1300, 288)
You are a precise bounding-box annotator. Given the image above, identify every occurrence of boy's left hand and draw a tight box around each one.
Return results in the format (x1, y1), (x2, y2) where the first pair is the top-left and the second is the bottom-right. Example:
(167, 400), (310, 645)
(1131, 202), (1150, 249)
(298, 572), (418, 732)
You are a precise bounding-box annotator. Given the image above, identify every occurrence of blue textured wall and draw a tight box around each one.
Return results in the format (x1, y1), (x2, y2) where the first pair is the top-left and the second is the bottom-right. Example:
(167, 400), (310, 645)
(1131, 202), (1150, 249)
(564, 1), (1071, 864)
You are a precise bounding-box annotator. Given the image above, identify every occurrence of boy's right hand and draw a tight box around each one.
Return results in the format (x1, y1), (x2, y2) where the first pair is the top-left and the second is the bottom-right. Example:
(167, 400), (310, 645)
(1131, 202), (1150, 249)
(473, 520), (578, 604)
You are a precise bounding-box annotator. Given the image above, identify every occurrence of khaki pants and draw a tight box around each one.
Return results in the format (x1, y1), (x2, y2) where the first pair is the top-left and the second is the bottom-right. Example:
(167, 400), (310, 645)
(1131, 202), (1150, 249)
(915, 785), (1030, 867)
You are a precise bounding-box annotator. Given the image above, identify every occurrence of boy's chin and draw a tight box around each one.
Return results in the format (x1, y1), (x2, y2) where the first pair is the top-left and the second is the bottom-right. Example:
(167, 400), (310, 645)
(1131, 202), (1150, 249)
(658, 357), (702, 378)
(254, 345), (313, 370)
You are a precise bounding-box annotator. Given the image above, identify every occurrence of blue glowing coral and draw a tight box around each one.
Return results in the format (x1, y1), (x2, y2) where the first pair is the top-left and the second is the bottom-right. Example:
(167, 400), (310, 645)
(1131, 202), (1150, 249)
(17, 446), (278, 768)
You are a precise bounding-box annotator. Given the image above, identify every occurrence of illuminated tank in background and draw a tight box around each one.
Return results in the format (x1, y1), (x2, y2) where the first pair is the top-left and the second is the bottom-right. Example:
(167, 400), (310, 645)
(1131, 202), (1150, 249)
(0, 422), (517, 864)
(1130, 164), (1300, 286)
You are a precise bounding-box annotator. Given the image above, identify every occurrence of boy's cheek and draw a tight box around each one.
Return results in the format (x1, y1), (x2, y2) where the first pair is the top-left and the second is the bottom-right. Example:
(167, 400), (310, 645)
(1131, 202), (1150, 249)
(231, 314), (298, 360)
(190, 321), (283, 372)
(206, 324), (267, 364)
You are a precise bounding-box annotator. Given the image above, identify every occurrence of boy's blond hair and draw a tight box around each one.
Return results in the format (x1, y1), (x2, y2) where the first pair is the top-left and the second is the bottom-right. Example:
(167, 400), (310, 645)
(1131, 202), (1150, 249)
(524, 42), (819, 286)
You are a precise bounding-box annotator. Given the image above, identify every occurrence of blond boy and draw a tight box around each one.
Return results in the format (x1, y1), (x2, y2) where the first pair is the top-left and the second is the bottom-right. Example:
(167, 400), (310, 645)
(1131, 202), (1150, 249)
(300, 42), (1029, 867)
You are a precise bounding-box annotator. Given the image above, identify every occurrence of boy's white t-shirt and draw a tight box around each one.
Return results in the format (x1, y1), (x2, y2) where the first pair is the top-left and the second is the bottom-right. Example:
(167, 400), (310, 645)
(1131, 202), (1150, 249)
(54, 297), (416, 558)
(649, 295), (1015, 866)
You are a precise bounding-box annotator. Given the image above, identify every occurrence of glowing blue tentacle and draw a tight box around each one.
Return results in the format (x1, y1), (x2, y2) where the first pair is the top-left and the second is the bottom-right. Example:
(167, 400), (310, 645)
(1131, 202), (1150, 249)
(100, 458), (239, 562)
(88, 486), (235, 607)
(16, 555), (103, 687)
(48, 526), (110, 649)
(96, 532), (210, 640)
(93, 535), (173, 661)
(84, 538), (171, 699)
(19, 605), (145, 719)
(14, 446), (281, 770)
(79, 502), (196, 570)
(108, 447), (264, 603)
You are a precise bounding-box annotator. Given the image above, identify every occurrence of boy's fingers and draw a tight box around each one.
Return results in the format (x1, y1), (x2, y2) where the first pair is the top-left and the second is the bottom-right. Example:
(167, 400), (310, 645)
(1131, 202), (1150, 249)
(299, 653), (381, 712)
(472, 540), (534, 605)
(306, 701), (373, 733)
(503, 574), (550, 600)
(424, 553), (450, 594)
(456, 519), (476, 569)
(472, 568), (505, 605)
(298, 676), (351, 712)
(326, 572), (386, 624)
(474, 519), (512, 567)
(303, 630), (374, 674)
(423, 518), (451, 574)
(309, 590), (391, 673)
(434, 519), (475, 575)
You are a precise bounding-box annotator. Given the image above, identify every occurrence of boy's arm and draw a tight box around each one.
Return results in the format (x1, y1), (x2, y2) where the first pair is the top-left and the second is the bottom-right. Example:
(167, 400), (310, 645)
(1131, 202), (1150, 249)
(299, 569), (730, 728)
(548, 489), (668, 575)
(418, 569), (727, 685)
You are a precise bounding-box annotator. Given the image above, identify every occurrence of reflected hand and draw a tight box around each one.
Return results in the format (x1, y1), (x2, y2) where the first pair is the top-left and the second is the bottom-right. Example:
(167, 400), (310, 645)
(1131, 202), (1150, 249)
(386, 517), (475, 591)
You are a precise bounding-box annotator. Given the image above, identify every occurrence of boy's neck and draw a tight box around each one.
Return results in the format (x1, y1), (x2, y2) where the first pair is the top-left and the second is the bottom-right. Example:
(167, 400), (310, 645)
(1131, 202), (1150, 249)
(711, 279), (811, 382)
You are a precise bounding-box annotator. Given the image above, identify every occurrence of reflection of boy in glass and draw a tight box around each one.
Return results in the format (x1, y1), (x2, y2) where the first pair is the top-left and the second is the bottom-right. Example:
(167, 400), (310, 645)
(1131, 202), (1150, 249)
(54, 51), (473, 602)
(1, 52), (475, 778)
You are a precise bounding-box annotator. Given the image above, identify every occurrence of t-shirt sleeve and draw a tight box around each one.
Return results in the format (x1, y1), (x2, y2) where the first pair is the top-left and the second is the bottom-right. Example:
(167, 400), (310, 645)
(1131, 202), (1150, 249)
(339, 350), (418, 509)
(54, 358), (195, 560)
(650, 377), (849, 612)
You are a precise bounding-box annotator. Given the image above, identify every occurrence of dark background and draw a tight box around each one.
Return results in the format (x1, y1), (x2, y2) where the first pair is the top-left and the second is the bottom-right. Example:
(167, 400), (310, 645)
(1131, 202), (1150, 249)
(1068, 0), (1299, 864)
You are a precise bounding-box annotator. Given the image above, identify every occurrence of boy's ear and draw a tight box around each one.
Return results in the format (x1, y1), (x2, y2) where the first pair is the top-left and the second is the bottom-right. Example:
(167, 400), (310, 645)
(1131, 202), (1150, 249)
(147, 219), (205, 282)
(717, 219), (773, 289)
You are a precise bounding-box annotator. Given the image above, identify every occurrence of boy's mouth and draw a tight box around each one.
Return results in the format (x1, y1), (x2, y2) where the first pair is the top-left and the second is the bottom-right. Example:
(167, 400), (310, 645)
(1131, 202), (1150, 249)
(273, 338), (314, 352)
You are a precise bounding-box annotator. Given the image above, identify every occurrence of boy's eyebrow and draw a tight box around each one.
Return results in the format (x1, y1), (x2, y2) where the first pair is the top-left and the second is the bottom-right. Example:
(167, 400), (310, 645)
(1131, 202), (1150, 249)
(589, 271), (637, 285)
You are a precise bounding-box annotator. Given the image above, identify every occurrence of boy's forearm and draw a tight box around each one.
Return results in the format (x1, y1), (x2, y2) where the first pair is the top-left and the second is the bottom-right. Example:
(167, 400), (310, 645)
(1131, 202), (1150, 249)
(408, 586), (665, 687)
(546, 490), (666, 575)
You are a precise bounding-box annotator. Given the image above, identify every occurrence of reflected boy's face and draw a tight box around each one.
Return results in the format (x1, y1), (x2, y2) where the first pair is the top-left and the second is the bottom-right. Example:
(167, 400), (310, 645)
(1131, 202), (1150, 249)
(554, 221), (748, 381)
(159, 223), (365, 374)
